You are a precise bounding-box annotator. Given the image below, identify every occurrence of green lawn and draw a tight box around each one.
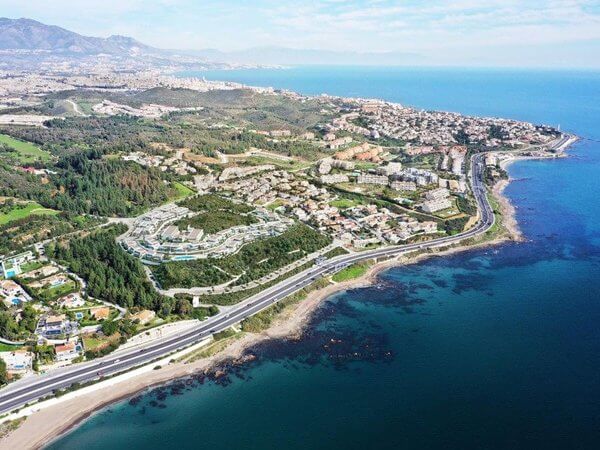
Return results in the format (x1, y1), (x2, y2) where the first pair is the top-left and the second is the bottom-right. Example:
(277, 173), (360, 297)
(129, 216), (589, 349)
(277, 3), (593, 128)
(171, 182), (195, 200)
(431, 199), (464, 219)
(0, 134), (51, 163)
(0, 343), (24, 352)
(266, 199), (286, 211)
(332, 262), (371, 282)
(82, 335), (109, 351)
(20, 261), (44, 274)
(0, 201), (59, 225)
(329, 198), (359, 209)
(322, 247), (349, 258)
(38, 280), (78, 301)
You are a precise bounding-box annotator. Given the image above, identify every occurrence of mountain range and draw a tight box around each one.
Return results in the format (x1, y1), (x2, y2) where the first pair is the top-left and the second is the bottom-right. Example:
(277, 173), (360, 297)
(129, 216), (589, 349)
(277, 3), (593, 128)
(0, 17), (232, 70)
(0, 18), (154, 55)
(0, 17), (421, 69)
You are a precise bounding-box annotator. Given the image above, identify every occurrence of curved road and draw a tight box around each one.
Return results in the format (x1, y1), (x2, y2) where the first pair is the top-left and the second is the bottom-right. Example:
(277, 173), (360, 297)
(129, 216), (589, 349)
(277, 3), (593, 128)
(0, 136), (572, 416)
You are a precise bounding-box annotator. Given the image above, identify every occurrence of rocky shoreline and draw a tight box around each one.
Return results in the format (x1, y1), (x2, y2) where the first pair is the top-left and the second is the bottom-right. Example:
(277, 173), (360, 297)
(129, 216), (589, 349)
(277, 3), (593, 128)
(0, 152), (554, 450)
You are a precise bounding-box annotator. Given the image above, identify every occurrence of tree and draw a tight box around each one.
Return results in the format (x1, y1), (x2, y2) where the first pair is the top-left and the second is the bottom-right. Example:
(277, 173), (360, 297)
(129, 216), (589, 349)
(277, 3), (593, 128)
(118, 319), (137, 337)
(33, 345), (55, 364)
(0, 312), (20, 341)
(175, 298), (192, 316)
(20, 304), (38, 333)
(0, 359), (7, 385)
(46, 226), (164, 311)
(101, 320), (119, 336)
(453, 129), (471, 145)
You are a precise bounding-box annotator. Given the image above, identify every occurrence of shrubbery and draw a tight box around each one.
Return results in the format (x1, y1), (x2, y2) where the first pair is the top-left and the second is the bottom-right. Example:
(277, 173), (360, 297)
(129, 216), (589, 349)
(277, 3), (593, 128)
(153, 224), (332, 289)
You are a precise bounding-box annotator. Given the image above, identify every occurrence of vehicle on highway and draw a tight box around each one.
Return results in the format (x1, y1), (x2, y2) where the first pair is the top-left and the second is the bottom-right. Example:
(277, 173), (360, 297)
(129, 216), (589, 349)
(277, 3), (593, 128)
(0, 150), (528, 417)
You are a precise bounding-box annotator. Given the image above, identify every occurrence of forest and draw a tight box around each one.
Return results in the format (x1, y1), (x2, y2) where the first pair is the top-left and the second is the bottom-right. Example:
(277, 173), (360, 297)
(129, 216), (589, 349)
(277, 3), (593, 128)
(0, 150), (172, 217)
(176, 194), (257, 234)
(45, 225), (165, 312)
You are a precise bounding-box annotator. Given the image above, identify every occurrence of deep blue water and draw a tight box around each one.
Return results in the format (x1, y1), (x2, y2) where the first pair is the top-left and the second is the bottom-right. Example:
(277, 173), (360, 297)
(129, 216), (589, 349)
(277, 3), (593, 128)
(180, 66), (600, 139)
(50, 67), (600, 450)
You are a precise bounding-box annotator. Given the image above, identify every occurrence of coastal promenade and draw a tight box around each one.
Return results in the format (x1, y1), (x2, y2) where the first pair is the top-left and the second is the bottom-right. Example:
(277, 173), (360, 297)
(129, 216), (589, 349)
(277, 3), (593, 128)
(0, 135), (573, 417)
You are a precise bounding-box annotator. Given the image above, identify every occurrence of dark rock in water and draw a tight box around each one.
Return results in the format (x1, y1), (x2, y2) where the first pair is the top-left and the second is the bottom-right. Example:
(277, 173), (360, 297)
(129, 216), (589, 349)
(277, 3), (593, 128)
(111, 278), (398, 413)
(129, 395), (142, 406)
(169, 382), (185, 396)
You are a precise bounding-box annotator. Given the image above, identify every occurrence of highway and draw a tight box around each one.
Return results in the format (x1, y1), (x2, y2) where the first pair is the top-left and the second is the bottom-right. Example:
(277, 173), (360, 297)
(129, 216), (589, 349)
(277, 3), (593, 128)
(0, 136), (572, 416)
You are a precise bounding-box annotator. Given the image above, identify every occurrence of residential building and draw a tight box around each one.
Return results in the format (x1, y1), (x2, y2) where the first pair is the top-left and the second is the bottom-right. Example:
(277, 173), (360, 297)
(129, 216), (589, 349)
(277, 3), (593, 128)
(59, 293), (85, 309)
(356, 174), (389, 185)
(420, 221), (438, 234)
(269, 129), (291, 137)
(379, 162), (403, 176)
(422, 198), (453, 213)
(390, 181), (417, 191)
(330, 160), (355, 170)
(426, 188), (450, 201)
(0, 279), (31, 308)
(90, 307), (110, 321)
(317, 159), (332, 175)
(1, 251), (34, 278)
(131, 309), (156, 325)
(54, 342), (81, 362)
(353, 237), (381, 248)
(0, 351), (33, 374)
(36, 314), (76, 337)
(320, 174), (349, 184)
(327, 136), (353, 150)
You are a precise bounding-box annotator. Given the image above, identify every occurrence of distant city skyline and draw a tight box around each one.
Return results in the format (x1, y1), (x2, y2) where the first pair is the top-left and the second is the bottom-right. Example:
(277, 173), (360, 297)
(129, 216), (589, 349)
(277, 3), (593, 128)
(1, 0), (599, 68)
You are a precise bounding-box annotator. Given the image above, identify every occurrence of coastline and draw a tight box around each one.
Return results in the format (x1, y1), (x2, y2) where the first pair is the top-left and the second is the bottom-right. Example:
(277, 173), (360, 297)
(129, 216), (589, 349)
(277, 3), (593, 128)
(0, 155), (543, 450)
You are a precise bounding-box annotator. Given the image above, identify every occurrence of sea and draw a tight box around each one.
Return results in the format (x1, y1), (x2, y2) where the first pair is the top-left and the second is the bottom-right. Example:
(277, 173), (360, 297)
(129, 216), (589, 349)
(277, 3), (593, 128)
(49, 67), (600, 450)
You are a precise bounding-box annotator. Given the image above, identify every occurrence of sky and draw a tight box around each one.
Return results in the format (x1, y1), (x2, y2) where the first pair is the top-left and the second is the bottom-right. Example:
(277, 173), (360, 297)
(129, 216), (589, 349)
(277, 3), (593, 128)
(1, 0), (600, 67)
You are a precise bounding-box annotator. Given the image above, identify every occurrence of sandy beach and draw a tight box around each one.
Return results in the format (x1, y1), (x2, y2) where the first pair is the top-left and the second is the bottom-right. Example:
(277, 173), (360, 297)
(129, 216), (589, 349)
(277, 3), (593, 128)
(0, 168), (529, 449)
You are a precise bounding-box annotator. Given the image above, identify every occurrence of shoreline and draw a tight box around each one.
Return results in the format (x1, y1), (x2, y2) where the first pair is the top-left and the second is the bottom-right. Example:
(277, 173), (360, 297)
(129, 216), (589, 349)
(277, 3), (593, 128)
(0, 153), (555, 450)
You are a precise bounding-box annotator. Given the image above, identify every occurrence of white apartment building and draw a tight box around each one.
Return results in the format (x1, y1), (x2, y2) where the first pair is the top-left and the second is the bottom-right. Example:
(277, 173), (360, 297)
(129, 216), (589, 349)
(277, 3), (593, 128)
(426, 188), (450, 201)
(390, 181), (417, 191)
(357, 174), (389, 185)
(320, 174), (349, 184)
(379, 162), (403, 176)
(422, 197), (453, 213)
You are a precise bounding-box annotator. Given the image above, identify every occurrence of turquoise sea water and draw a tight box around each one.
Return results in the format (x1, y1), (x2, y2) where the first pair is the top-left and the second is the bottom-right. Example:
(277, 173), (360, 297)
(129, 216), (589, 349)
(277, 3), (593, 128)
(50, 67), (600, 450)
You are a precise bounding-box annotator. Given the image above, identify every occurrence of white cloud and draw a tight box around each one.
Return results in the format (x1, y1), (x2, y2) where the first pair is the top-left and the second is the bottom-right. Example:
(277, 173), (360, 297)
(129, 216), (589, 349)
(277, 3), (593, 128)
(0, 0), (598, 66)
